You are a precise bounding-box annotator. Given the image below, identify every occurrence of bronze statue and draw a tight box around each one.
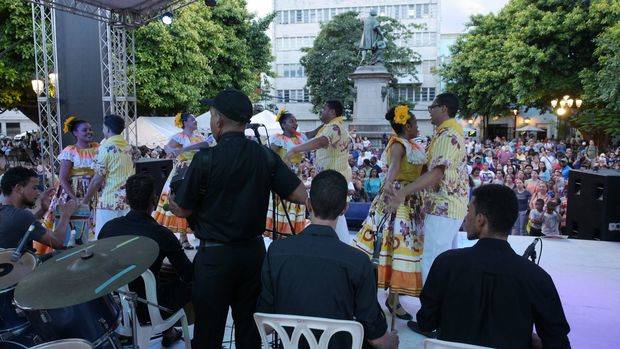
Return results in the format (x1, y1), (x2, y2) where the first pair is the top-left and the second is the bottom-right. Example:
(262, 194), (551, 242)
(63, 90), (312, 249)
(359, 9), (386, 65)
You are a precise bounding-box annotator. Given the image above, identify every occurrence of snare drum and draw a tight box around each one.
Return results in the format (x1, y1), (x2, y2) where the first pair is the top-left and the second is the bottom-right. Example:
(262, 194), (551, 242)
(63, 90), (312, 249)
(0, 250), (38, 339)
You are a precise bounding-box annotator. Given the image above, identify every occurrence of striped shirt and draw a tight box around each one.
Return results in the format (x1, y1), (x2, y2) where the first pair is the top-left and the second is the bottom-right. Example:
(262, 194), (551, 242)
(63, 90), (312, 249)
(93, 135), (135, 211)
(425, 118), (468, 220)
(315, 116), (352, 182)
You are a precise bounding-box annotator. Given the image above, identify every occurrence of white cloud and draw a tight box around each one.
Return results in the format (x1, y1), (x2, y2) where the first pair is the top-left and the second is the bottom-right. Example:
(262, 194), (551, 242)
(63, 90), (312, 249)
(246, 0), (273, 17)
(441, 0), (508, 33)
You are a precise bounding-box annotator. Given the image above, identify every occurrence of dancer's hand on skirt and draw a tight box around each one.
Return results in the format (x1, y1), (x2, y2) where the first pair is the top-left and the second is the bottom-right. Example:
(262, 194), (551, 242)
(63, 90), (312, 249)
(384, 188), (405, 213)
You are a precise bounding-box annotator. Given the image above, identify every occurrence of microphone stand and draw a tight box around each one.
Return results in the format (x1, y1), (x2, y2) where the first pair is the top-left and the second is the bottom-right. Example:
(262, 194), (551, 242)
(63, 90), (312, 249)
(248, 124), (296, 239)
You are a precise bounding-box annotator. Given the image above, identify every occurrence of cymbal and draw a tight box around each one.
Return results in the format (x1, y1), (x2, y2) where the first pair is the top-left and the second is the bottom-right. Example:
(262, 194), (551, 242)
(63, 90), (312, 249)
(0, 249), (37, 291)
(15, 235), (159, 310)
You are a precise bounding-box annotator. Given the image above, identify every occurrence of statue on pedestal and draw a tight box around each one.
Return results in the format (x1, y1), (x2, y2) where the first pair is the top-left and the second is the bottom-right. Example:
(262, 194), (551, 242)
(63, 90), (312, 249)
(359, 9), (386, 65)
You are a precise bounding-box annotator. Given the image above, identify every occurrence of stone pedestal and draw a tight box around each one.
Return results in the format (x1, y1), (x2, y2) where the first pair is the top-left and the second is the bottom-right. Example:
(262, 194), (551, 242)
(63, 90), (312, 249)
(349, 65), (394, 138)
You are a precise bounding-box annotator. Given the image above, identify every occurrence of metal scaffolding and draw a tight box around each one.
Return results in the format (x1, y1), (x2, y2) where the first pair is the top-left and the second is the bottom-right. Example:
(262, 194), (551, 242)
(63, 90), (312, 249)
(31, 2), (62, 177)
(99, 12), (138, 144)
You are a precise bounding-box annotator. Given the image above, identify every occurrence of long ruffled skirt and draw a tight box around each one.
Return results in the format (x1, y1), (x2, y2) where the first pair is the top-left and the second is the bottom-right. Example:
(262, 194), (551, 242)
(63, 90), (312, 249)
(352, 182), (425, 296)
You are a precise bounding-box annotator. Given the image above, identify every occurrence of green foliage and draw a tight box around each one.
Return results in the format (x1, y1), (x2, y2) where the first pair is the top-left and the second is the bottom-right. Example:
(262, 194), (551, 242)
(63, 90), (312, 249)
(301, 11), (421, 117)
(0, 0), (274, 118)
(135, 0), (275, 115)
(440, 0), (620, 136)
(0, 1), (35, 114)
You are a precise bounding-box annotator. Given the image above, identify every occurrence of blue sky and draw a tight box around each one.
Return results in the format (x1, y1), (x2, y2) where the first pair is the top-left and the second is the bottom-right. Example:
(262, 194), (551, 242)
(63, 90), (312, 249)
(246, 0), (509, 33)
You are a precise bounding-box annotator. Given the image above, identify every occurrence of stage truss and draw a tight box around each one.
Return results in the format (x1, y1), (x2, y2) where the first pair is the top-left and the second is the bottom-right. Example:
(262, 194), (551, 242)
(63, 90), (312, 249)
(99, 13), (138, 145)
(29, 0), (198, 163)
(31, 2), (61, 176)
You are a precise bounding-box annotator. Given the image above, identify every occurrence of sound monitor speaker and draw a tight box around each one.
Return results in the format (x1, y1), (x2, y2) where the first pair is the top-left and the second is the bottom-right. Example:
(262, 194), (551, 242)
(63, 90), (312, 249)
(345, 202), (371, 231)
(567, 169), (620, 241)
(134, 159), (173, 198)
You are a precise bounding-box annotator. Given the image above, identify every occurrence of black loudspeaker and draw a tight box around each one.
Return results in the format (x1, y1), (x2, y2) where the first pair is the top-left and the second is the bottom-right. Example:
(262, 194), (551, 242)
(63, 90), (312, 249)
(345, 202), (371, 231)
(567, 169), (620, 241)
(134, 159), (174, 198)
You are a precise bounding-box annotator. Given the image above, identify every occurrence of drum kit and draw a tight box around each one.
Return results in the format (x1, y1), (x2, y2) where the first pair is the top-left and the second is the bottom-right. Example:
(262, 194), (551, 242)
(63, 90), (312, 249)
(0, 236), (162, 349)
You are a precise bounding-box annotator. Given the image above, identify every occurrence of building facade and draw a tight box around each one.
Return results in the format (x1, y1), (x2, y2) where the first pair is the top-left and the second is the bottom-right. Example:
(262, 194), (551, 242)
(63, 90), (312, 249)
(271, 0), (441, 136)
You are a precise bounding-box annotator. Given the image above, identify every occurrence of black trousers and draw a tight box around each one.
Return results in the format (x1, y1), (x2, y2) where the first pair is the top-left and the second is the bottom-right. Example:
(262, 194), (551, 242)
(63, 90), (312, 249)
(192, 238), (265, 349)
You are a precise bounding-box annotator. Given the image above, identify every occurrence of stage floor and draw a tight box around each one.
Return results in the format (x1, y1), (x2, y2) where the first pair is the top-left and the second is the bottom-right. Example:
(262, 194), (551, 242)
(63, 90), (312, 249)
(157, 233), (620, 348)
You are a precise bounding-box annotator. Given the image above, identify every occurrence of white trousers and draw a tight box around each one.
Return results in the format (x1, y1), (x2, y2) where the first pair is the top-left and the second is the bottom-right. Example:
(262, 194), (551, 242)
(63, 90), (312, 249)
(94, 208), (129, 240)
(335, 215), (350, 243)
(422, 214), (463, 282)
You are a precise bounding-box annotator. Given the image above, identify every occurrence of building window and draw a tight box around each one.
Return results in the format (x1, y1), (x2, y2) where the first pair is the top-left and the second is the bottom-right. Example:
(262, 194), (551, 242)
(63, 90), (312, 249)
(304, 88), (310, 102)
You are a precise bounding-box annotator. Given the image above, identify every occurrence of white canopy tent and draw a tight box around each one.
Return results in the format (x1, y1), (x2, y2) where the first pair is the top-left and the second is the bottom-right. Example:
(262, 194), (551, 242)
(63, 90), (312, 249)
(250, 110), (282, 136)
(517, 125), (545, 132)
(127, 116), (211, 147)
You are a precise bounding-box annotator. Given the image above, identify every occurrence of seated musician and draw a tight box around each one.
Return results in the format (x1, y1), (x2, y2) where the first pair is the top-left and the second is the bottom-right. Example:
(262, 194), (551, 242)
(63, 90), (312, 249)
(0, 166), (77, 250)
(99, 174), (192, 346)
(257, 170), (399, 349)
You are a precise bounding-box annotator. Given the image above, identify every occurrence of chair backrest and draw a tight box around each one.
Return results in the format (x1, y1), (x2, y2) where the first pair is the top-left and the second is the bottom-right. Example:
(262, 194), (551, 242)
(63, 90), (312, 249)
(254, 312), (364, 349)
(424, 338), (493, 349)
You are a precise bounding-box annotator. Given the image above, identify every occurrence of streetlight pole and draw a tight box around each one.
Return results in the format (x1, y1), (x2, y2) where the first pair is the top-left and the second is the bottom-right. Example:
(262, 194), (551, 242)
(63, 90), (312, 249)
(550, 95), (582, 140)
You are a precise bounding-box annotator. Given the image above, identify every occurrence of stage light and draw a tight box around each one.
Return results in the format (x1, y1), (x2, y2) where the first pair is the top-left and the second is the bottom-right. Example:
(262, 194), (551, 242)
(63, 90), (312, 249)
(31, 79), (44, 96)
(205, 0), (217, 6)
(161, 12), (173, 25)
(48, 73), (57, 86)
(575, 99), (583, 108)
(551, 99), (558, 108)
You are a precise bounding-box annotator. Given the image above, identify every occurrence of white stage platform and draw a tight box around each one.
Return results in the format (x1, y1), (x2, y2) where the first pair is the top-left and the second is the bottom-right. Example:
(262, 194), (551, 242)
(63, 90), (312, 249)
(159, 233), (620, 348)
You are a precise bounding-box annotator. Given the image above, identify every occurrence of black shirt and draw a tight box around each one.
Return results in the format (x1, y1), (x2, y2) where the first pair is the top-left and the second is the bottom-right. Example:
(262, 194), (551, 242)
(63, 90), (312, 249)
(418, 238), (570, 349)
(98, 210), (192, 283)
(175, 132), (301, 242)
(0, 205), (47, 249)
(257, 224), (387, 346)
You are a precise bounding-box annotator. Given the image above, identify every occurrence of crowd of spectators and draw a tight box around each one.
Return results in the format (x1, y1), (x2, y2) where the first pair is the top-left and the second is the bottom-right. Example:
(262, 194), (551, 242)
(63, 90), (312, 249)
(284, 132), (619, 238)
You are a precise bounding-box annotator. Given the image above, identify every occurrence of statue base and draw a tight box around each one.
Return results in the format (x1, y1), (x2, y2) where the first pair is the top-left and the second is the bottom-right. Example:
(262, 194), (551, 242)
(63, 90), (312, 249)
(349, 64), (393, 139)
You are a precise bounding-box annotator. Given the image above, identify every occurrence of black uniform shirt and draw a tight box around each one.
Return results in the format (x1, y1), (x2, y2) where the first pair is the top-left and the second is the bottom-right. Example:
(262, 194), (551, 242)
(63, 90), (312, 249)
(175, 132), (301, 242)
(418, 238), (571, 349)
(257, 224), (387, 347)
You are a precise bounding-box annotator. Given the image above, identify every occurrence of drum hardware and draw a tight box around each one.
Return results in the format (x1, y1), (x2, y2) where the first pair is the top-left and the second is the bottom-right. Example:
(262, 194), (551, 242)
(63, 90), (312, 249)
(15, 236), (159, 310)
(116, 289), (174, 349)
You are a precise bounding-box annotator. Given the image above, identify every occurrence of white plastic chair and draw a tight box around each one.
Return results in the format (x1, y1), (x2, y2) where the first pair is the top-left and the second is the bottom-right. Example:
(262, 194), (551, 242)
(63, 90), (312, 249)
(116, 269), (191, 349)
(424, 338), (493, 349)
(254, 312), (364, 349)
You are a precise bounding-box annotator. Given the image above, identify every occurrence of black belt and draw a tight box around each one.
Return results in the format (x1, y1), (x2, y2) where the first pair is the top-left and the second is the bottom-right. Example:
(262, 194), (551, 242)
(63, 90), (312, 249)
(198, 235), (262, 249)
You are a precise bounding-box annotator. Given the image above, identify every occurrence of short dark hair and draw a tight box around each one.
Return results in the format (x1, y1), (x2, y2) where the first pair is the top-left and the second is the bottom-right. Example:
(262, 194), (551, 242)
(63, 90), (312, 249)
(104, 114), (125, 135)
(434, 93), (459, 118)
(325, 100), (343, 117)
(125, 174), (155, 211)
(471, 184), (518, 236)
(309, 170), (347, 220)
(1, 166), (38, 195)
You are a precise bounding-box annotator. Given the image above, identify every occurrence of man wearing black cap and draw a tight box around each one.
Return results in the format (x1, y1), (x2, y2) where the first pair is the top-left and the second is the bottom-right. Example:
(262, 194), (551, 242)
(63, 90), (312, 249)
(170, 88), (308, 348)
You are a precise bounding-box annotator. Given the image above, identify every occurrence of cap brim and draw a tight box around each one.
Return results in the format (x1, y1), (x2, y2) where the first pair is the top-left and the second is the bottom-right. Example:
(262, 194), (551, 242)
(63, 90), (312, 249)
(200, 98), (215, 106)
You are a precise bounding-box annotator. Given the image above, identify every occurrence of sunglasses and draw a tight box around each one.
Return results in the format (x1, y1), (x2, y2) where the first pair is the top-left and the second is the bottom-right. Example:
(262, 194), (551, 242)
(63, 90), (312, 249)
(427, 104), (443, 111)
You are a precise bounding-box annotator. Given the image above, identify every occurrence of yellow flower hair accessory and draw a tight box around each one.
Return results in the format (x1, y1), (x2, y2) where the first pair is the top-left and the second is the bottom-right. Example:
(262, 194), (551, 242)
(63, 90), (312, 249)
(174, 113), (183, 128)
(276, 108), (286, 122)
(63, 116), (76, 134)
(394, 105), (411, 125)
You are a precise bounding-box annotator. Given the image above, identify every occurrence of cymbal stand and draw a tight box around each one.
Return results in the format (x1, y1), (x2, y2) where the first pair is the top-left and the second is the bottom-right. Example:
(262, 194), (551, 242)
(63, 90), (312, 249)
(117, 289), (176, 349)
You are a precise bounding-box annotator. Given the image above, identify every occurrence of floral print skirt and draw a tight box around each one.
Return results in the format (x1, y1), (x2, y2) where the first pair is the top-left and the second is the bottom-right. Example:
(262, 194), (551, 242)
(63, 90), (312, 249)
(352, 181), (425, 296)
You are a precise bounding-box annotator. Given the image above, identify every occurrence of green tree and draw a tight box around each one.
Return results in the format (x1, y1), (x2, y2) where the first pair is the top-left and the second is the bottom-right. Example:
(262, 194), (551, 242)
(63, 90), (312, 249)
(0, 0), (274, 118)
(301, 11), (421, 117)
(440, 0), (620, 139)
(135, 0), (275, 115)
(0, 1), (36, 120)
